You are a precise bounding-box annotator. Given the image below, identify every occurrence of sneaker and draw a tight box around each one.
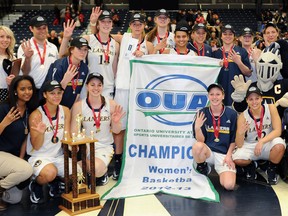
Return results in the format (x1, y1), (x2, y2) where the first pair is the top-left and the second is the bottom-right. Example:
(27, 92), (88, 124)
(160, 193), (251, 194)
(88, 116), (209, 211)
(266, 162), (280, 185)
(96, 173), (109, 186)
(29, 181), (44, 204)
(2, 186), (23, 204)
(48, 179), (65, 198)
(245, 161), (257, 180)
(112, 158), (122, 180)
(196, 162), (211, 176)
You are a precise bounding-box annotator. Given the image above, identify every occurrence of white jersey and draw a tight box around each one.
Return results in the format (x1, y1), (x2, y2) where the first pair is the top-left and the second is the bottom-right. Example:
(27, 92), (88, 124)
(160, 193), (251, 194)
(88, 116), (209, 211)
(0, 57), (9, 89)
(27, 105), (65, 157)
(81, 97), (113, 147)
(243, 104), (272, 143)
(151, 31), (175, 50)
(86, 34), (117, 97)
(116, 33), (149, 90)
(17, 38), (58, 89)
(169, 48), (196, 56)
(245, 55), (257, 83)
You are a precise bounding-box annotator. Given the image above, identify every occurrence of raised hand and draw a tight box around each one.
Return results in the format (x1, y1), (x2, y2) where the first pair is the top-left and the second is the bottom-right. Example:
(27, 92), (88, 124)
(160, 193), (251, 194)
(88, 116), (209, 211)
(30, 113), (46, 134)
(2, 106), (21, 126)
(63, 64), (78, 83)
(63, 19), (76, 38)
(111, 105), (125, 124)
(231, 75), (252, 102)
(21, 39), (34, 58)
(90, 7), (102, 24)
(229, 49), (241, 65)
(194, 111), (206, 130)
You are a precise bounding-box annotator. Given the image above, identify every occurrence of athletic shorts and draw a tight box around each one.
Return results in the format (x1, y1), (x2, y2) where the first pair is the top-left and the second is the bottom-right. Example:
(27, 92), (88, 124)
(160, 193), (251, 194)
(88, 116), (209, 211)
(28, 155), (82, 177)
(232, 137), (286, 161)
(87, 144), (114, 166)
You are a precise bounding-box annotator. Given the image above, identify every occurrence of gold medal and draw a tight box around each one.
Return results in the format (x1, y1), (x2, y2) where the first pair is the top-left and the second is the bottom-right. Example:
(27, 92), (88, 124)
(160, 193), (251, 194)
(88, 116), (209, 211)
(40, 64), (45, 69)
(96, 128), (101, 133)
(214, 138), (220, 142)
(24, 128), (28, 135)
(51, 136), (59, 144)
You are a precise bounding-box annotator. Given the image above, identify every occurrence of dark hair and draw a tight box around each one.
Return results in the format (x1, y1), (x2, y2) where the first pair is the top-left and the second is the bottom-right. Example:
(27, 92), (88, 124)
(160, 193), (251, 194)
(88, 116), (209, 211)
(8, 75), (39, 112)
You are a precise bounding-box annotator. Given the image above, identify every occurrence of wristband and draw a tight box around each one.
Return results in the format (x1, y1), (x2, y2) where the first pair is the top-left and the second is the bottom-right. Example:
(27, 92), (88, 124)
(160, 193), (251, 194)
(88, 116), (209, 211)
(90, 22), (96, 26)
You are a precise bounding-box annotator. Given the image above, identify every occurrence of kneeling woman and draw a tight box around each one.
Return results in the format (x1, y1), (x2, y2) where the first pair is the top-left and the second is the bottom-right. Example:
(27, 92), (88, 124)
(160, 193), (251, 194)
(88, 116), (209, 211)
(27, 80), (81, 203)
(233, 86), (286, 185)
(192, 83), (237, 190)
(71, 73), (124, 186)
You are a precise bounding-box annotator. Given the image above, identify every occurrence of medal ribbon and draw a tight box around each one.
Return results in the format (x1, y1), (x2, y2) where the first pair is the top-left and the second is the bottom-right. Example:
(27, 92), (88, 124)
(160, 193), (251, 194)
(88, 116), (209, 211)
(222, 45), (234, 70)
(176, 48), (188, 55)
(97, 33), (110, 63)
(88, 98), (101, 130)
(193, 42), (205, 56)
(43, 105), (59, 141)
(210, 106), (223, 141)
(250, 106), (264, 139)
(33, 38), (46, 66)
(69, 56), (80, 93)
(157, 32), (168, 54)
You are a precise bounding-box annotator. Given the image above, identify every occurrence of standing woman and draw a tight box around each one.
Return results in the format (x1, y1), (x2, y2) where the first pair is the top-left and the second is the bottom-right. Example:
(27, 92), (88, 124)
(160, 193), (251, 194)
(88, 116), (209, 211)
(160, 22), (196, 56)
(27, 80), (80, 204)
(233, 86), (286, 185)
(0, 26), (16, 102)
(0, 75), (38, 210)
(188, 23), (212, 57)
(59, 9), (120, 99)
(43, 37), (90, 109)
(71, 73), (124, 185)
(192, 83), (237, 191)
(146, 9), (175, 54)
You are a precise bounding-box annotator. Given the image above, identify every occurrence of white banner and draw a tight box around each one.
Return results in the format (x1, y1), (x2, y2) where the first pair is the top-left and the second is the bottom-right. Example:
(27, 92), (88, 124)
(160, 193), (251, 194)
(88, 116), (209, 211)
(103, 55), (222, 202)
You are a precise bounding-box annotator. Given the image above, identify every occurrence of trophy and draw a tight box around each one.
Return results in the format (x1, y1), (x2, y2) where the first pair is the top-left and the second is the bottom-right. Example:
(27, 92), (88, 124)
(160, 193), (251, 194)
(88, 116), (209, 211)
(75, 113), (84, 140)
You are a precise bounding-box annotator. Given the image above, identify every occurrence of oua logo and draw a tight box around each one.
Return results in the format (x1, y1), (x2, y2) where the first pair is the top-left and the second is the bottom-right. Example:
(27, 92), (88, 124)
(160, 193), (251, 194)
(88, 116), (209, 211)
(135, 74), (209, 126)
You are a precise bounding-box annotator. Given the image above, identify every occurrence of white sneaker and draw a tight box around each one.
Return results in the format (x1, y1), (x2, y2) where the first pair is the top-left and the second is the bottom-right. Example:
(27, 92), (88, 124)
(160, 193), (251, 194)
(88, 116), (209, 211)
(2, 186), (23, 204)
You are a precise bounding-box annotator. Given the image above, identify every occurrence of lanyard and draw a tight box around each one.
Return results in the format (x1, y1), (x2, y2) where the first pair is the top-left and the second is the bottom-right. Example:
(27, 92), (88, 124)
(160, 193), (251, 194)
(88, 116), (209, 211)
(69, 56), (80, 94)
(222, 45), (234, 70)
(97, 33), (110, 63)
(88, 98), (101, 130)
(193, 42), (205, 56)
(33, 38), (46, 65)
(250, 106), (264, 139)
(210, 106), (223, 142)
(157, 32), (168, 54)
(43, 105), (59, 140)
(176, 48), (188, 55)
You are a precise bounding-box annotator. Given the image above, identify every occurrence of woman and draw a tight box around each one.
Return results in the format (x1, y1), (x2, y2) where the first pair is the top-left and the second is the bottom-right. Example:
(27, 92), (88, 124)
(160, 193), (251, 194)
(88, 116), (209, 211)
(59, 9), (120, 99)
(146, 9), (175, 54)
(0, 75), (38, 210)
(71, 73), (124, 185)
(43, 36), (90, 109)
(188, 23), (212, 57)
(160, 22), (196, 55)
(192, 83), (237, 191)
(232, 86), (286, 185)
(0, 26), (16, 102)
(27, 80), (80, 204)
(212, 24), (252, 106)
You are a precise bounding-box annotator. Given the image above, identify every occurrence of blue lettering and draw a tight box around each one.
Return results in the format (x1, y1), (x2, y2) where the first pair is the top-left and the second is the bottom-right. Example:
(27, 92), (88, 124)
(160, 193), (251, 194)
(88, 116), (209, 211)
(187, 94), (207, 110)
(163, 93), (186, 110)
(136, 91), (161, 109)
(129, 144), (137, 157)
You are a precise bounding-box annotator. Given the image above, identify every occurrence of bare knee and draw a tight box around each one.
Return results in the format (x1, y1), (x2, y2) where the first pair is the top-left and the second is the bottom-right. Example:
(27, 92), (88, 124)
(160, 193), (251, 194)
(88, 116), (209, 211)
(192, 142), (206, 155)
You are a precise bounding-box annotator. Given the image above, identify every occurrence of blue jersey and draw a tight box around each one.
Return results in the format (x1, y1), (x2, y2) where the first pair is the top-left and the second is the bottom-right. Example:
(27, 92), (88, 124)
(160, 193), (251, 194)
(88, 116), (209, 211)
(213, 45), (251, 106)
(187, 42), (213, 57)
(192, 106), (237, 154)
(43, 57), (89, 109)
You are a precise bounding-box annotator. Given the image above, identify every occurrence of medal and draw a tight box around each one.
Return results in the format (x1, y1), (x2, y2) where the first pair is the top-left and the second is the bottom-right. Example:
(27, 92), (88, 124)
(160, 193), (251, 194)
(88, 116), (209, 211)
(97, 33), (110, 65)
(33, 38), (46, 68)
(40, 64), (45, 69)
(24, 128), (28, 135)
(43, 105), (60, 144)
(156, 32), (168, 54)
(250, 105), (264, 140)
(73, 90), (76, 94)
(96, 128), (101, 133)
(222, 45), (233, 71)
(69, 56), (80, 94)
(88, 98), (102, 134)
(210, 106), (224, 143)
(51, 136), (59, 143)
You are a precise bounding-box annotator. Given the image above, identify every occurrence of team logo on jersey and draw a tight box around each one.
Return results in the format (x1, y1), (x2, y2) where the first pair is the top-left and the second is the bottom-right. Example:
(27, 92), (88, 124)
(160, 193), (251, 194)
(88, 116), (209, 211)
(135, 74), (208, 126)
(34, 160), (42, 167)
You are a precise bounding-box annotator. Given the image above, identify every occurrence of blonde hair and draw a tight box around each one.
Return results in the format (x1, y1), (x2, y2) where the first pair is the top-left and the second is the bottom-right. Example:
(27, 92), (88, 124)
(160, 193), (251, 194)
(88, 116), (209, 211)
(0, 26), (16, 59)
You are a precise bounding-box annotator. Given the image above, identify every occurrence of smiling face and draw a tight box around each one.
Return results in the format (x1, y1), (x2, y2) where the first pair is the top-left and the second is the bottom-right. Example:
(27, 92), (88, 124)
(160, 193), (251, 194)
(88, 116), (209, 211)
(0, 29), (11, 52)
(246, 93), (263, 111)
(154, 15), (170, 28)
(208, 87), (224, 106)
(192, 29), (207, 44)
(174, 31), (189, 47)
(221, 30), (235, 45)
(263, 26), (279, 44)
(43, 88), (63, 106)
(16, 79), (33, 103)
(86, 78), (103, 97)
(98, 18), (113, 34)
